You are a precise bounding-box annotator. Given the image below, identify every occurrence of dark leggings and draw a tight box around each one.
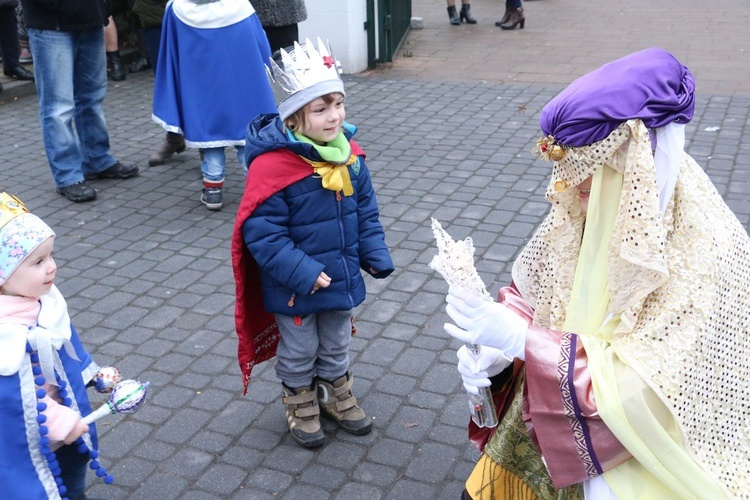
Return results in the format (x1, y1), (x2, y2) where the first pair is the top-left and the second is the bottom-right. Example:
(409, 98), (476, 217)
(56, 443), (90, 500)
(262, 23), (299, 54)
(0, 5), (20, 72)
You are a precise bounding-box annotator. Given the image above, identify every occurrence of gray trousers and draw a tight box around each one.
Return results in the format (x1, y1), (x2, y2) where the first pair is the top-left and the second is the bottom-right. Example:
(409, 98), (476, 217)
(274, 309), (353, 388)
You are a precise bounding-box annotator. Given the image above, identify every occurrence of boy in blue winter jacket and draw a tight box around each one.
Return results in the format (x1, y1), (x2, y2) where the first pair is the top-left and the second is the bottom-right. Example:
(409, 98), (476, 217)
(231, 38), (394, 448)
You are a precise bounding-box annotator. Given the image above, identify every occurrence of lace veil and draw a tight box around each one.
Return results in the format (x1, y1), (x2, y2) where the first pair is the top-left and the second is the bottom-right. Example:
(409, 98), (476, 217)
(513, 118), (750, 495)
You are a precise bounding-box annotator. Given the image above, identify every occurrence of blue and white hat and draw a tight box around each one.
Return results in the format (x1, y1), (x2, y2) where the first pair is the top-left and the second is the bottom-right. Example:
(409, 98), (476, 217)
(0, 193), (55, 285)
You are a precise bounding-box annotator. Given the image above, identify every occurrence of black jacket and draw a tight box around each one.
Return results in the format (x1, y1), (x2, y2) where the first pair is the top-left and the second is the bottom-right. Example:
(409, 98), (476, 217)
(20, 0), (106, 31)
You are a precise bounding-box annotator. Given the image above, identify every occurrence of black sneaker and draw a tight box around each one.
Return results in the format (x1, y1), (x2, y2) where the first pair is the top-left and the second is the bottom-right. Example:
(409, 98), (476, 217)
(57, 181), (97, 202)
(84, 162), (139, 180)
(201, 188), (223, 210)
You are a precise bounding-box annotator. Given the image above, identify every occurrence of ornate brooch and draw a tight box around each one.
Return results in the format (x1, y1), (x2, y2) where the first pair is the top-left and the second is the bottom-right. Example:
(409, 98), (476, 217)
(535, 135), (567, 162)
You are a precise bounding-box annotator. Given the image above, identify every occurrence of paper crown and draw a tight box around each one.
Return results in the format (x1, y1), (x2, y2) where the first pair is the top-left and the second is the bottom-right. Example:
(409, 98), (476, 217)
(0, 192), (29, 229)
(266, 37), (345, 121)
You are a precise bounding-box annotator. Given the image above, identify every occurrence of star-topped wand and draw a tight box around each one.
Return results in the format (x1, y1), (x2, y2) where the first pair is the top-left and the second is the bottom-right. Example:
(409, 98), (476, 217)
(429, 218), (498, 428)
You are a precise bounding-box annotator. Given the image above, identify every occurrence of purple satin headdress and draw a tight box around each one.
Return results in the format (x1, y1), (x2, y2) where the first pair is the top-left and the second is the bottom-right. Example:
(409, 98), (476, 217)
(540, 48), (695, 147)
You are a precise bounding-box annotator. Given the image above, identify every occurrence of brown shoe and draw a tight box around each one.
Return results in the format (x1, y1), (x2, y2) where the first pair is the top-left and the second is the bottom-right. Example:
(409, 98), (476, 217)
(316, 372), (372, 435)
(498, 7), (525, 29)
(282, 384), (326, 448)
(148, 132), (186, 166)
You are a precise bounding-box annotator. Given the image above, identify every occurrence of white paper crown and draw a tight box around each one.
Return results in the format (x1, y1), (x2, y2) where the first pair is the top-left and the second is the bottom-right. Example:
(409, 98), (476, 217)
(266, 37), (345, 121)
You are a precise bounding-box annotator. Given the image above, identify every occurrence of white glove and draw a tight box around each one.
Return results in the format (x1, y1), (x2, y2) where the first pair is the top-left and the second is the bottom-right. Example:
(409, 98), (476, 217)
(457, 344), (512, 394)
(444, 285), (528, 360)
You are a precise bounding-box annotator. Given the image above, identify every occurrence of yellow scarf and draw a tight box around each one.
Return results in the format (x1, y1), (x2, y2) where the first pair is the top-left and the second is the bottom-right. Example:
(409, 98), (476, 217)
(300, 155), (357, 197)
(294, 131), (356, 196)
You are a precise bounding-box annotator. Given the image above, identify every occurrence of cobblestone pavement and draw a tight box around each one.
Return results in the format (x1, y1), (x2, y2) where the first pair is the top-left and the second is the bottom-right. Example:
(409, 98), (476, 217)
(1, 0), (749, 498)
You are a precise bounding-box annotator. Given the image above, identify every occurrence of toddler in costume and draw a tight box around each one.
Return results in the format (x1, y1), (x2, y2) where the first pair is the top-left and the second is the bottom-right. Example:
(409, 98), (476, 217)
(152, 0), (277, 210)
(0, 193), (111, 499)
(231, 39), (394, 448)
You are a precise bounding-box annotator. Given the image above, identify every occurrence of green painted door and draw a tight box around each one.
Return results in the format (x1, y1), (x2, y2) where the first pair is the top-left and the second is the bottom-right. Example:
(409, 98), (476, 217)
(367, 0), (412, 67)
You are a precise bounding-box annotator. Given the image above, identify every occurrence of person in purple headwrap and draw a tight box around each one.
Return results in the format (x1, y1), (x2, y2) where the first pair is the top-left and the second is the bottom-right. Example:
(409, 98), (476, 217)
(443, 48), (750, 499)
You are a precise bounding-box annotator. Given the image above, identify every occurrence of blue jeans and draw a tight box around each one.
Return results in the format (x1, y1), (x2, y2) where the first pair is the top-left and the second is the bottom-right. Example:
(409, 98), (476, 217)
(274, 310), (352, 388)
(28, 27), (117, 189)
(201, 146), (245, 183)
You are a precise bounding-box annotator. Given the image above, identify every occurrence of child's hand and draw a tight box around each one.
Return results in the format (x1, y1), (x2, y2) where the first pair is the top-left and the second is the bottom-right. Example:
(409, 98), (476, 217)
(369, 266), (378, 275)
(64, 419), (89, 445)
(311, 272), (331, 294)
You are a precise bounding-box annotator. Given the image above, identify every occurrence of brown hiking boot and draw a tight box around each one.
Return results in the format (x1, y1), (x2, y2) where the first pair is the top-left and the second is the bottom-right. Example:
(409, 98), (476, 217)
(316, 372), (372, 435)
(281, 384), (326, 448)
(148, 132), (186, 166)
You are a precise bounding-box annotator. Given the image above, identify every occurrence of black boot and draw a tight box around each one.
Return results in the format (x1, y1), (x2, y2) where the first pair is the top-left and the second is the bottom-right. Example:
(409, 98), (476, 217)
(459, 4), (477, 24)
(447, 5), (460, 25)
(129, 56), (151, 73)
(107, 51), (126, 81)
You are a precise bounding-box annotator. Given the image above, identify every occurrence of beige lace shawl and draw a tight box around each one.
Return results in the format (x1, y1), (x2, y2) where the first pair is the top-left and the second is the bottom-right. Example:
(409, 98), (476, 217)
(513, 120), (750, 496)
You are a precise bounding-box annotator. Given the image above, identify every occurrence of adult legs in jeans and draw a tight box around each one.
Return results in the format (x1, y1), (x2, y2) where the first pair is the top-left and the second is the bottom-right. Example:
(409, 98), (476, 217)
(28, 27), (118, 189)
(274, 310), (352, 388)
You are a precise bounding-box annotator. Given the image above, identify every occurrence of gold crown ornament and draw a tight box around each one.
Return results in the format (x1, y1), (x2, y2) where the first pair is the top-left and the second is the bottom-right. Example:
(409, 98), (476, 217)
(0, 192), (29, 230)
(534, 135), (567, 162)
(266, 37), (346, 121)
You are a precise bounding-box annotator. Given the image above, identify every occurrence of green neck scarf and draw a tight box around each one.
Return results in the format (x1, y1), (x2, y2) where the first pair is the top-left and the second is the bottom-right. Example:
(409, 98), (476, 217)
(293, 130), (351, 164)
(293, 131), (356, 196)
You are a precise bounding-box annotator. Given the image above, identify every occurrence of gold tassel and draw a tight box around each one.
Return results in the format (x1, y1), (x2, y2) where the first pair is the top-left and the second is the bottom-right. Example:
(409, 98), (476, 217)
(466, 454), (537, 500)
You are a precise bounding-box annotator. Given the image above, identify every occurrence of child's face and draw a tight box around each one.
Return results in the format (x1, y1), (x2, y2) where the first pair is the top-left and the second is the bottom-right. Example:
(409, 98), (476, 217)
(1, 237), (56, 299)
(299, 95), (346, 145)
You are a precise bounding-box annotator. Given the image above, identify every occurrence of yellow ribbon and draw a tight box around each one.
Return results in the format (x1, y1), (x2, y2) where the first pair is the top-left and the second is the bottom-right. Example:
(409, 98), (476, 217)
(302, 154), (358, 196)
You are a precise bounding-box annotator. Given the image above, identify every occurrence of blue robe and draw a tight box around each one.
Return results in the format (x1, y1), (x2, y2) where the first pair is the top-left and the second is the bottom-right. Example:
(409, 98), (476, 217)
(152, 0), (278, 148)
(0, 322), (98, 499)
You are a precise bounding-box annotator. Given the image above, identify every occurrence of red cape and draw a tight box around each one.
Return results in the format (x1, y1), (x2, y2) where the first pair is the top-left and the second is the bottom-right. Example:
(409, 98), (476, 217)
(231, 141), (365, 393)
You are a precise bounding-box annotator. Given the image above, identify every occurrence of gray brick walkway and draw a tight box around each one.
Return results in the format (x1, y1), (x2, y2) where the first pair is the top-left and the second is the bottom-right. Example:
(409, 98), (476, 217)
(0, 0), (748, 497)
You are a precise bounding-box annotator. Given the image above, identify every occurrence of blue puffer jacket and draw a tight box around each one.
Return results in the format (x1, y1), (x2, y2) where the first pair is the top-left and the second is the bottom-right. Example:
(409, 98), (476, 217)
(242, 114), (394, 316)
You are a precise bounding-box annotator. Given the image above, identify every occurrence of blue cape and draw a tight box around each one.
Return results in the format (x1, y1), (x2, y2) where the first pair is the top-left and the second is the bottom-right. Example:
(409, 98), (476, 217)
(152, 4), (277, 148)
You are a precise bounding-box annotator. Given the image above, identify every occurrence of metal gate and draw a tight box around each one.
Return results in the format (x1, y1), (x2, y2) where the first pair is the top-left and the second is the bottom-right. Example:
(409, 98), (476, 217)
(366, 0), (412, 67)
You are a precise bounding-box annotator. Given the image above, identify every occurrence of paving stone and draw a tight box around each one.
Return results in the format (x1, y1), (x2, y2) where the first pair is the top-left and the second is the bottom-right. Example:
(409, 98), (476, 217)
(194, 463), (248, 495)
(244, 468), (293, 494)
(385, 479), (437, 500)
(404, 442), (461, 483)
(335, 483), (384, 500)
(299, 464), (349, 489)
